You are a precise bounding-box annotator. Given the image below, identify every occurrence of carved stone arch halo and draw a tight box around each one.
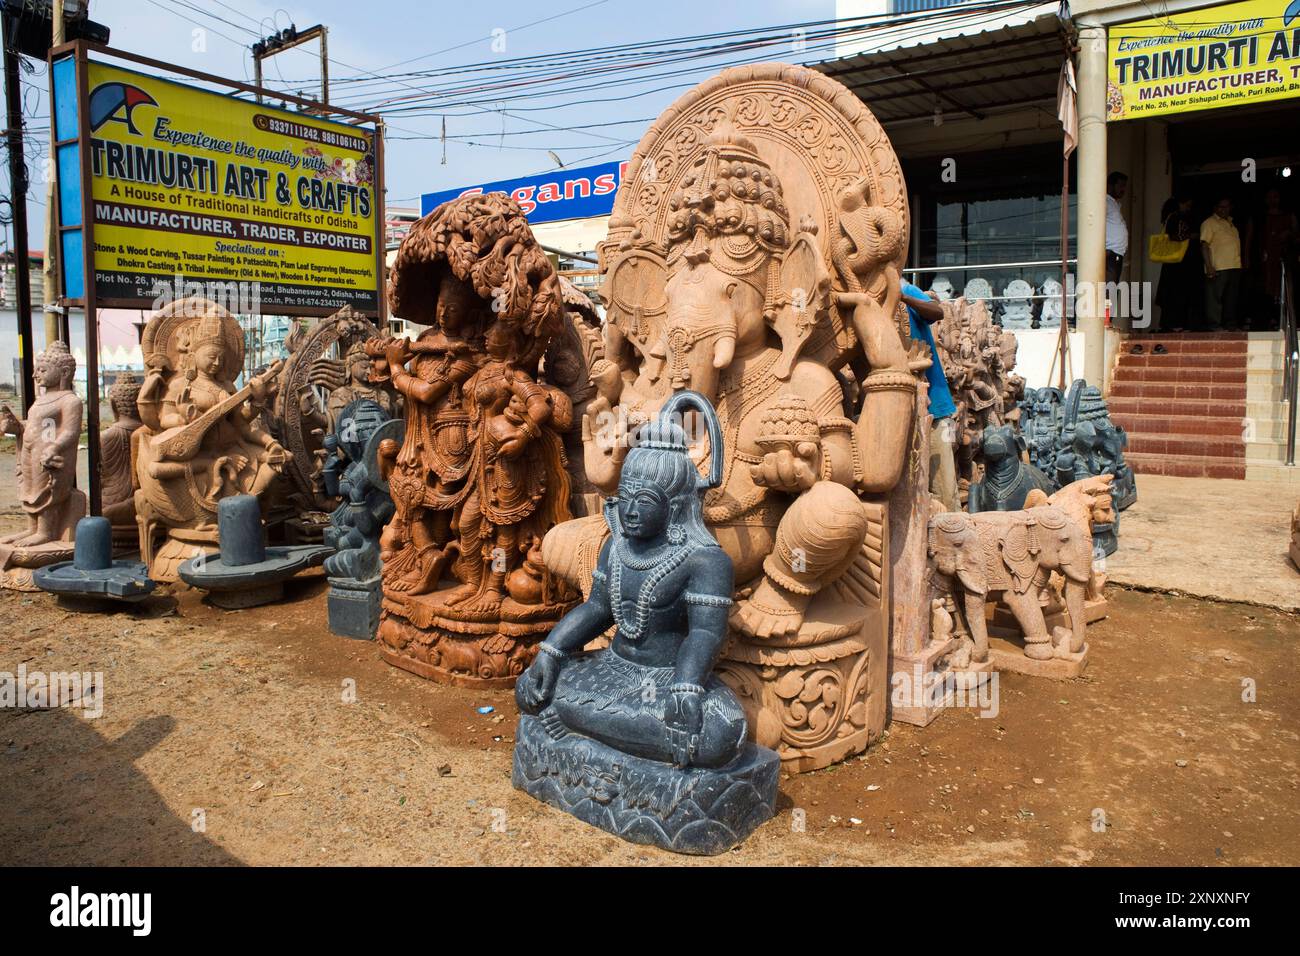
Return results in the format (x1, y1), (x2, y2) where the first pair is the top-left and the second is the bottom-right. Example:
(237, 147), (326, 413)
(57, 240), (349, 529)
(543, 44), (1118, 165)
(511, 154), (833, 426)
(612, 62), (909, 281)
(273, 306), (382, 506)
(141, 297), (244, 381)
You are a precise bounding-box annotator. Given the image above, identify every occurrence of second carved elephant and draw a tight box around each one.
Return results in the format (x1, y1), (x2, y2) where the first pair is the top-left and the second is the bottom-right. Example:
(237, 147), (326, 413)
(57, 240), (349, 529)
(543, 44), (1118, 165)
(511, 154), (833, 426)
(927, 506), (1093, 663)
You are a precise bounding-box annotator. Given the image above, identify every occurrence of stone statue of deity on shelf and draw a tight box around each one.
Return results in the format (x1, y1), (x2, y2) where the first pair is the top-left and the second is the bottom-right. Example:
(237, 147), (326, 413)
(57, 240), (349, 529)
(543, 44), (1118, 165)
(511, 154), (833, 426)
(513, 391), (779, 855)
(374, 192), (579, 686)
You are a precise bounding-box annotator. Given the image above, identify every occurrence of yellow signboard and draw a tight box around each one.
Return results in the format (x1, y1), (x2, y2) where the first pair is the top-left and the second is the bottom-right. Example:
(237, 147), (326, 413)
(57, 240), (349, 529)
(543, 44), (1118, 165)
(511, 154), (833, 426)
(85, 60), (380, 312)
(1107, 0), (1300, 121)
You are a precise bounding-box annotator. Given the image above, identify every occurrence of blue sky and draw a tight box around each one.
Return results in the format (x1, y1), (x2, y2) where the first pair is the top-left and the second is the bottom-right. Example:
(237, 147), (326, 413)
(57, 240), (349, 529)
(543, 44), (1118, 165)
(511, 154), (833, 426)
(4, 0), (839, 249)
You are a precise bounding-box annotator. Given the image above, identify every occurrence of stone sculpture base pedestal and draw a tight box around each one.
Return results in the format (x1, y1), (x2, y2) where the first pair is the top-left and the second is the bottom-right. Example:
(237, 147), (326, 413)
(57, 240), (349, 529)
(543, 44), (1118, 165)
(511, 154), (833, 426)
(328, 576), (381, 639)
(207, 582), (283, 609)
(513, 713), (779, 856)
(890, 638), (957, 728)
(0, 541), (76, 591)
(717, 592), (887, 774)
(150, 531), (218, 584)
(378, 587), (575, 688)
(987, 636), (1089, 679)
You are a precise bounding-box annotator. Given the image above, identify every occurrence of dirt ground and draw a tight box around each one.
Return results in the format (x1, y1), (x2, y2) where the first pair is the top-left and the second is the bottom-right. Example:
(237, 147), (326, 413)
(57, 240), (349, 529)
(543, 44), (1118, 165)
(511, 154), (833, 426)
(1, 452), (1298, 866)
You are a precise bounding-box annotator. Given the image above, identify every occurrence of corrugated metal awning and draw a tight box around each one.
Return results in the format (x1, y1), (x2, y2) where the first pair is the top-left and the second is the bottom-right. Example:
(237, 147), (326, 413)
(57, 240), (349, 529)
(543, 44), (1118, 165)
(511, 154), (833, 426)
(813, 3), (1069, 124)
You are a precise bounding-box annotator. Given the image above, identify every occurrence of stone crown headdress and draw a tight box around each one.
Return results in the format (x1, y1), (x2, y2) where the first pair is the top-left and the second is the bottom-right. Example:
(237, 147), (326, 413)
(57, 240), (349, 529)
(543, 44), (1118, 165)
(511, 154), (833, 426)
(665, 117), (790, 298)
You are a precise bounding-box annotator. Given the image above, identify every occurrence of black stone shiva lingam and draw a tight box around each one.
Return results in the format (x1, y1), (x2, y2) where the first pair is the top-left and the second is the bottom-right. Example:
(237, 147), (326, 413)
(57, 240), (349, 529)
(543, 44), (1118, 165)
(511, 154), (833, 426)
(512, 391), (779, 855)
(33, 516), (155, 603)
(178, 495), (330, 608)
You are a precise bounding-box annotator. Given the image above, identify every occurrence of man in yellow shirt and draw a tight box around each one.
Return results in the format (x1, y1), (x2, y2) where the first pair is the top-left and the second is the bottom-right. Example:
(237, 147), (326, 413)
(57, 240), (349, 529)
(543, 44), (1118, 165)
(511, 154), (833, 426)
(1200, 197), (1242, 330)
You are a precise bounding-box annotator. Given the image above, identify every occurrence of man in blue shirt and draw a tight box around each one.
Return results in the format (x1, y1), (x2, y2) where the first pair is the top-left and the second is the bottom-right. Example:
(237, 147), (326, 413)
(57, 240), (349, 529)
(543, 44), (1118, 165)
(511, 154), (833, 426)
(900, 279), (959, 511)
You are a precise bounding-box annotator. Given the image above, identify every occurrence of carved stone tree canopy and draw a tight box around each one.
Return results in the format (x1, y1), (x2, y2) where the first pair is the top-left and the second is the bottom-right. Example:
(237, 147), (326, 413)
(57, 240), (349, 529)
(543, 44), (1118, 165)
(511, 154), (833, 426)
(389, 192), (564, 366)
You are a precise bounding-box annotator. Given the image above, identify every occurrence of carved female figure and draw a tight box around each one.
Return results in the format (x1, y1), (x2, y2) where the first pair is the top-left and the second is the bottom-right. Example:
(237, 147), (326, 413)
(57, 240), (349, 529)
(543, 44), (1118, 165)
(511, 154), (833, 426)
(134, 301), (292, 579)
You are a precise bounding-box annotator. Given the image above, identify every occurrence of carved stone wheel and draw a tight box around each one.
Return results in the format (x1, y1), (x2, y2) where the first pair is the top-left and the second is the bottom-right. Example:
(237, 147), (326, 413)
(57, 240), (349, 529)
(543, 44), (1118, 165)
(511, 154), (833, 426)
(611, 62), (908, 285)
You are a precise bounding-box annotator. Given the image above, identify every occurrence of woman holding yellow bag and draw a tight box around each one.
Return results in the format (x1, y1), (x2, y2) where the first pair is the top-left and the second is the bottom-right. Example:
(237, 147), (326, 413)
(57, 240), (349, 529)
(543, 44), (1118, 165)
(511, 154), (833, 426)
(1154, 196), (1204, 331)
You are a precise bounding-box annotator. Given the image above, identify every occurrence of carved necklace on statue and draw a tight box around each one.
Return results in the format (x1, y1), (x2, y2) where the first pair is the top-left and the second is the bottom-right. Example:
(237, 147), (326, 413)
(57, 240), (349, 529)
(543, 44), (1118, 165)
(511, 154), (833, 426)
(610, 539), (692, 641)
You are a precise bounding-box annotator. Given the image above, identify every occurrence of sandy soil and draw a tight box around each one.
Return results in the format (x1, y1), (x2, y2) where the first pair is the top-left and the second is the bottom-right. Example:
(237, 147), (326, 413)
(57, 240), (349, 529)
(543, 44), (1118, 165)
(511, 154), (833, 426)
(1, 578), (1297, 865)
(1, 451), (1297, 866)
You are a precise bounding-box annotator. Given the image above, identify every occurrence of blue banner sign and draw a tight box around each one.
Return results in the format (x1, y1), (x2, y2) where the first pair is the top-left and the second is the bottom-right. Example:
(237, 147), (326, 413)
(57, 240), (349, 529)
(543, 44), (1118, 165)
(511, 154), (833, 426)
(421, 160), (626, 224)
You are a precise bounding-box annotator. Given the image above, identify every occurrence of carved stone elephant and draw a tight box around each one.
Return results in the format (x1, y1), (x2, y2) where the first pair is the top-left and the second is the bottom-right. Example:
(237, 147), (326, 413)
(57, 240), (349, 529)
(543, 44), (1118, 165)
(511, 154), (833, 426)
(928, 506), (1094, 662)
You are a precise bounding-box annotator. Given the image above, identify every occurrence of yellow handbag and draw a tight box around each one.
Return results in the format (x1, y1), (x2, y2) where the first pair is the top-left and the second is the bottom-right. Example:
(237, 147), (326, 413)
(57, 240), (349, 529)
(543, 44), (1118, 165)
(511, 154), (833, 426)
(1149, 217), (1189, 263)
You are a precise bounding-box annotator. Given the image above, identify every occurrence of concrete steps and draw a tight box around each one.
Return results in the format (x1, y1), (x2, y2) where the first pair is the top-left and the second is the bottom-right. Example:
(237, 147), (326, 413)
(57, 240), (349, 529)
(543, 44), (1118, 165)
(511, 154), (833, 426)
(1112, 331), (1296, 482)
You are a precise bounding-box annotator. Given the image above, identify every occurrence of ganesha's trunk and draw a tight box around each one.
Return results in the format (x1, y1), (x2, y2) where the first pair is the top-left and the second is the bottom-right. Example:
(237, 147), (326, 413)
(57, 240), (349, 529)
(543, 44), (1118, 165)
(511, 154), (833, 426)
(855, 371), (918, 492)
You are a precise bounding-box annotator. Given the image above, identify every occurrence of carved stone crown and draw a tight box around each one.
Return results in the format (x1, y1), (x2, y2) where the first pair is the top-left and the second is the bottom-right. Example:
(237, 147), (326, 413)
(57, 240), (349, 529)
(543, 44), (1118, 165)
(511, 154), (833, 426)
(665, 117), (790, 285)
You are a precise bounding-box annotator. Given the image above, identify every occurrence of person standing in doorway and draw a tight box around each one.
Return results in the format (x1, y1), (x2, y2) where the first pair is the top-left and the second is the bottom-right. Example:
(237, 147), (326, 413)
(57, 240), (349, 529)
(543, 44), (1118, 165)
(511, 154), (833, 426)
(1201, 197), (1242, 330)
(901, 280), (959, 512)
(1154, 195), (1202, 331)
(1105, 172), (1129, 284)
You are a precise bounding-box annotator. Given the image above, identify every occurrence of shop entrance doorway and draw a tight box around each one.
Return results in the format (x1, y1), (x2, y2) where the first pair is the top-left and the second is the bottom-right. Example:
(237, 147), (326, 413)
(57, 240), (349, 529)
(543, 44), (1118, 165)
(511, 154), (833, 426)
(1165, 102), (1300, 331)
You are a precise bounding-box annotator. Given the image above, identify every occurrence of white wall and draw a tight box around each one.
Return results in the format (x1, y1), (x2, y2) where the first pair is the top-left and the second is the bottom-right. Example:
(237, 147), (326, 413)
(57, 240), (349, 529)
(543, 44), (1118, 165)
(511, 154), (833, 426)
(1013, 327), (1088, 389)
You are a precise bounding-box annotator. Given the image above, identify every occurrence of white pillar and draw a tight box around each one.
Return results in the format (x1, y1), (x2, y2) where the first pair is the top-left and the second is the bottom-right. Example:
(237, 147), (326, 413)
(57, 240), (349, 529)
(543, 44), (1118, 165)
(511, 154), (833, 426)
(1076, 23), (1109, 387)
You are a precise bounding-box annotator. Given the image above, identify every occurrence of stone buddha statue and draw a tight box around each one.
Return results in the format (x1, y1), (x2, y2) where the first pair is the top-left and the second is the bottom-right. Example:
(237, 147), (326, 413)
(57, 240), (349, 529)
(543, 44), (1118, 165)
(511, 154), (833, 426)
(0, 341), (86, 588)
(513, 392), (779, 853)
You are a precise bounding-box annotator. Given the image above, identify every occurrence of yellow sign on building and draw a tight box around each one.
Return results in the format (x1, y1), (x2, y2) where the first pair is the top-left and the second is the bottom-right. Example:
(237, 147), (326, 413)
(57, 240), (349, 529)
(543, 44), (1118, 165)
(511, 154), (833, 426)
(85, 60), (380, 313)
(1107, 0), (1300, 121)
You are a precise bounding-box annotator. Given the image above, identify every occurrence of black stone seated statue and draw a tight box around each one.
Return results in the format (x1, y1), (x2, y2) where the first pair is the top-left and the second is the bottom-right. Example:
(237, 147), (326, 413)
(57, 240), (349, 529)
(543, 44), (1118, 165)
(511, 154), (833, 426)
(512, 391), (779, 855)
(968, 424), (1052, 513)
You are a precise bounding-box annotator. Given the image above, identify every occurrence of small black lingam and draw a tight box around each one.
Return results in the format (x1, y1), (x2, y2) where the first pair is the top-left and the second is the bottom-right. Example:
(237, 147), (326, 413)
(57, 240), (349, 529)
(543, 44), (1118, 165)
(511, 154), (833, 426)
(512, 391), (779, 855)
(968, 424), (1052, 513)
(33, 516), (155, 603)
(322, 399), (403, 638)
(178, 495), (330, 608)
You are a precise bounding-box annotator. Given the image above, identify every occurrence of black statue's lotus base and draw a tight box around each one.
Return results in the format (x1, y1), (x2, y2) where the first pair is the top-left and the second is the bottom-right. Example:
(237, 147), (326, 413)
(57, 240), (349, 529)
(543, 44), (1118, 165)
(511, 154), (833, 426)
(512, 712), (779, 856)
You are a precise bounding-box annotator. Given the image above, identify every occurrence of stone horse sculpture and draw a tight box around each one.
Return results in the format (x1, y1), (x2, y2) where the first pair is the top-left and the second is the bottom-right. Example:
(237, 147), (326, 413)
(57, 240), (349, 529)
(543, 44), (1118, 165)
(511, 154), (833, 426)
(513, 391), (779, 855)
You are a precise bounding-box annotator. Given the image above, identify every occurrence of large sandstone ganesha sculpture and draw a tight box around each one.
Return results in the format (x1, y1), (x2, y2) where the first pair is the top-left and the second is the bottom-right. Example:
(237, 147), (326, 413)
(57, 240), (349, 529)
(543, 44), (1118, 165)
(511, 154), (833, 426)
(542, 63), (926, 772)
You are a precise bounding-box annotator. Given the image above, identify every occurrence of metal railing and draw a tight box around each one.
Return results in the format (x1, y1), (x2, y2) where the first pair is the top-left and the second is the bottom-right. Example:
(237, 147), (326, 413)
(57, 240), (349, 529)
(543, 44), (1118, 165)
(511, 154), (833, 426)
(902, 258), (1078, 302)
(1282, 259), (1297, 467)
